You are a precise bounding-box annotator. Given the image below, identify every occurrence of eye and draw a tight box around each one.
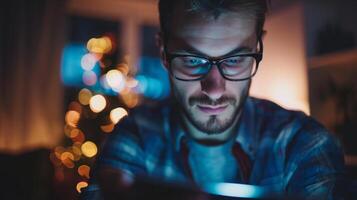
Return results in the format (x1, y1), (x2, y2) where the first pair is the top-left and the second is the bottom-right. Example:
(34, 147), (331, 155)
(182, 57), (206, 67)
(224, 57), (243, 65)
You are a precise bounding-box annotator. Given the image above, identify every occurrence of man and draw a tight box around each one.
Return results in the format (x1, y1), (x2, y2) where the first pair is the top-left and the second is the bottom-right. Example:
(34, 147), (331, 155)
(82, 0), (345, 199)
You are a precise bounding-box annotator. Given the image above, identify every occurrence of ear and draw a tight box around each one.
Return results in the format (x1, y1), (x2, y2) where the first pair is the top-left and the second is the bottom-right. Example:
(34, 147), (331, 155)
(155, 32), (169, 68)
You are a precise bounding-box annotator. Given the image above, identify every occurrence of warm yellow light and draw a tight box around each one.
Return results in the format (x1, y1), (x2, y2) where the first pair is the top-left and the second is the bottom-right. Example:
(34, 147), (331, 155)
(72, 145), (82, 156)
(54, 146), (65, 159)
(100, 123), (115, 133)
(78, 88), (93, 105)
(71, 129), (85, 143)
(71, 145), (82, 161)
(81, 141), (98, 158)
(65, 110), (80, 127)
(60, 152), (75, 168)
(110, 107), (128, 124)
(65, 127), (79, 138)
(64, 125), (72, 138)
(89, 95), (106, 113)
(78, 165), (91, 179)
(76, 181), (89, 193)
(87, 36), (112, 54)
(121, 92), (139, 108)
(117, 63), (130, 76)
(73, 142), (82, 148)
(60, 152), (74, 161)
(106, 70), (125, 92)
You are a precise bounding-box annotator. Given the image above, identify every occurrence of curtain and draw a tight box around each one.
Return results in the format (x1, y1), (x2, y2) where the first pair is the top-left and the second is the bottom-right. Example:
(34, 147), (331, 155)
(0, 0), (66, 154)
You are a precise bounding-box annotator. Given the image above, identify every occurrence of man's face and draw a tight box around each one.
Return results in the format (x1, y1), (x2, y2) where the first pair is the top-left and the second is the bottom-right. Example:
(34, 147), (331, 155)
(163, 10), (258, 135)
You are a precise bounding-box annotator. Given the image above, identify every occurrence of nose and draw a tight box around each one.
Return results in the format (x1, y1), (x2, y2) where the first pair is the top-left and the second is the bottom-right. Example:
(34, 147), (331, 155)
(200, 65), (225, 100)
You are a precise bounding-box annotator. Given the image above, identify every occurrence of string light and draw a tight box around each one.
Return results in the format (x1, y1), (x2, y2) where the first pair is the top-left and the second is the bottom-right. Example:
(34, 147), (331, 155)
(78, 88), (93, 105)
(60, 152), (75, 168)
(81, 141), (98, 158)
(81, 53), (98, 71)
(100, 123), (115, 133)
(76, 181), (89, 193)
(89, 95), (106, 113)
(87, 36), (112, 54)
(110, 107), (128, 124)
(54, 35), (143, 195)
(71, 130), (85, 143)
(78, 165), (91, 179)
(106, 69), (125, 93)
(65, 110), (80, 127)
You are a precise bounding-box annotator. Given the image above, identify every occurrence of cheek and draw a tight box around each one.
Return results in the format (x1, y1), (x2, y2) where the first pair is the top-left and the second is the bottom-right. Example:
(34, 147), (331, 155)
(226, 81), (250, 99)
(172, 80), (200, 102)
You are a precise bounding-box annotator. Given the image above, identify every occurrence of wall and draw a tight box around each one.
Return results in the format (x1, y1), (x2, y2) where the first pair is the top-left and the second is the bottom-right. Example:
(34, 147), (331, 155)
(250, 2), (310, 114)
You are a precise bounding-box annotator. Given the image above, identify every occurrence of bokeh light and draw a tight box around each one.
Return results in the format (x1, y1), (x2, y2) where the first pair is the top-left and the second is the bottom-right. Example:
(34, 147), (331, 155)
(100, 123), (115, 133)
(54, 146), (65, 159)
(60, 152), (75, 168)
(64, 127), (80, 138)
(78, 165), (91, 179)
(81, 53), (99, 71)
(106, 70), (125, 93)
(71, 145), (82, 161)
(126, 78), (139, 88)
(78, 88), (93, 105)
(110, 107), (128, 124)
(71, 129), (85, 143)
(82, 71), (97, 86)
(76, 181), (89, 193)
(65, 110), (80, 127)
(117, 63), (129, 76)
(81, 141), (98, 158)
(87, 36), (112, 54)
(121, 92), (139, 108)
(89, 94), (106, 113)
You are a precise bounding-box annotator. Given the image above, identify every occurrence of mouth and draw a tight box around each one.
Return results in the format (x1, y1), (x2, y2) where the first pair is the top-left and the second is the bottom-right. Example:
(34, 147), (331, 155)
(196, 104), (228, 115)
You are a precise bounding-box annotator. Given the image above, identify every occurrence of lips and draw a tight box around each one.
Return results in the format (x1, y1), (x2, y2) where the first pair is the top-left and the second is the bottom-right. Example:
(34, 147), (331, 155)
(196, 104), (228, 115)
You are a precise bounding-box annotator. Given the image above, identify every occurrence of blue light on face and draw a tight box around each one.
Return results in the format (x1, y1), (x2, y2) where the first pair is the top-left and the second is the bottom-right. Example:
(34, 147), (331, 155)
(202, 182), (267, 199)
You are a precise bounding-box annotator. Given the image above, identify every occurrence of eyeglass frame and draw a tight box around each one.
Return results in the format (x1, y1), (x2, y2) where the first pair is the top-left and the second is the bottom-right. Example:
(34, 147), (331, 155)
(163, 37), (264, 82)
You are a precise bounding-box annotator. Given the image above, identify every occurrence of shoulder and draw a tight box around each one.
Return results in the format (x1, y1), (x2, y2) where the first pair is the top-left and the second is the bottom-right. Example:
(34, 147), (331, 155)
(245, 97), (309, 140)
(97, 101), (170, 172)
(106, 100), (170, 146)
(246, 97), (343, 161)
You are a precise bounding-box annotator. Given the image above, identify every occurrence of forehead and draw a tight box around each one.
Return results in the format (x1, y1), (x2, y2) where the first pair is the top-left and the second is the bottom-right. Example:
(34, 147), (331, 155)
(169, 11), (257, 57)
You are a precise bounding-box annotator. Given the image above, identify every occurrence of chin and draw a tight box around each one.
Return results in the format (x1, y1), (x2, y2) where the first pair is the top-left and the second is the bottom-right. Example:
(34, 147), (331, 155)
(189, 112), (236, 135)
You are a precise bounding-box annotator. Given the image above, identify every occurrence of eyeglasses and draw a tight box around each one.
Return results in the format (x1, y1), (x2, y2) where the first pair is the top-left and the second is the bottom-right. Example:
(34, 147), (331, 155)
(165, 38), (263, 81)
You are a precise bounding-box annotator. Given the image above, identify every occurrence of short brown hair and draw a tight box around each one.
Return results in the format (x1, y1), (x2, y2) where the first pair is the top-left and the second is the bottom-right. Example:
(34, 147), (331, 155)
(158, 0), (269, 42)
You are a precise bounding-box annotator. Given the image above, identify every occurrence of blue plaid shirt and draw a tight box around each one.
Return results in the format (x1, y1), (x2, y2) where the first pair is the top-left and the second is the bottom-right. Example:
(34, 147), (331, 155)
(82, 97), (345, 199)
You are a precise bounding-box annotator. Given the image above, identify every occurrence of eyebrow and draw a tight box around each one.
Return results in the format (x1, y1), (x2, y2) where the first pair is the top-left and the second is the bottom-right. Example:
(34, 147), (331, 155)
(171, 45), (254, 58)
